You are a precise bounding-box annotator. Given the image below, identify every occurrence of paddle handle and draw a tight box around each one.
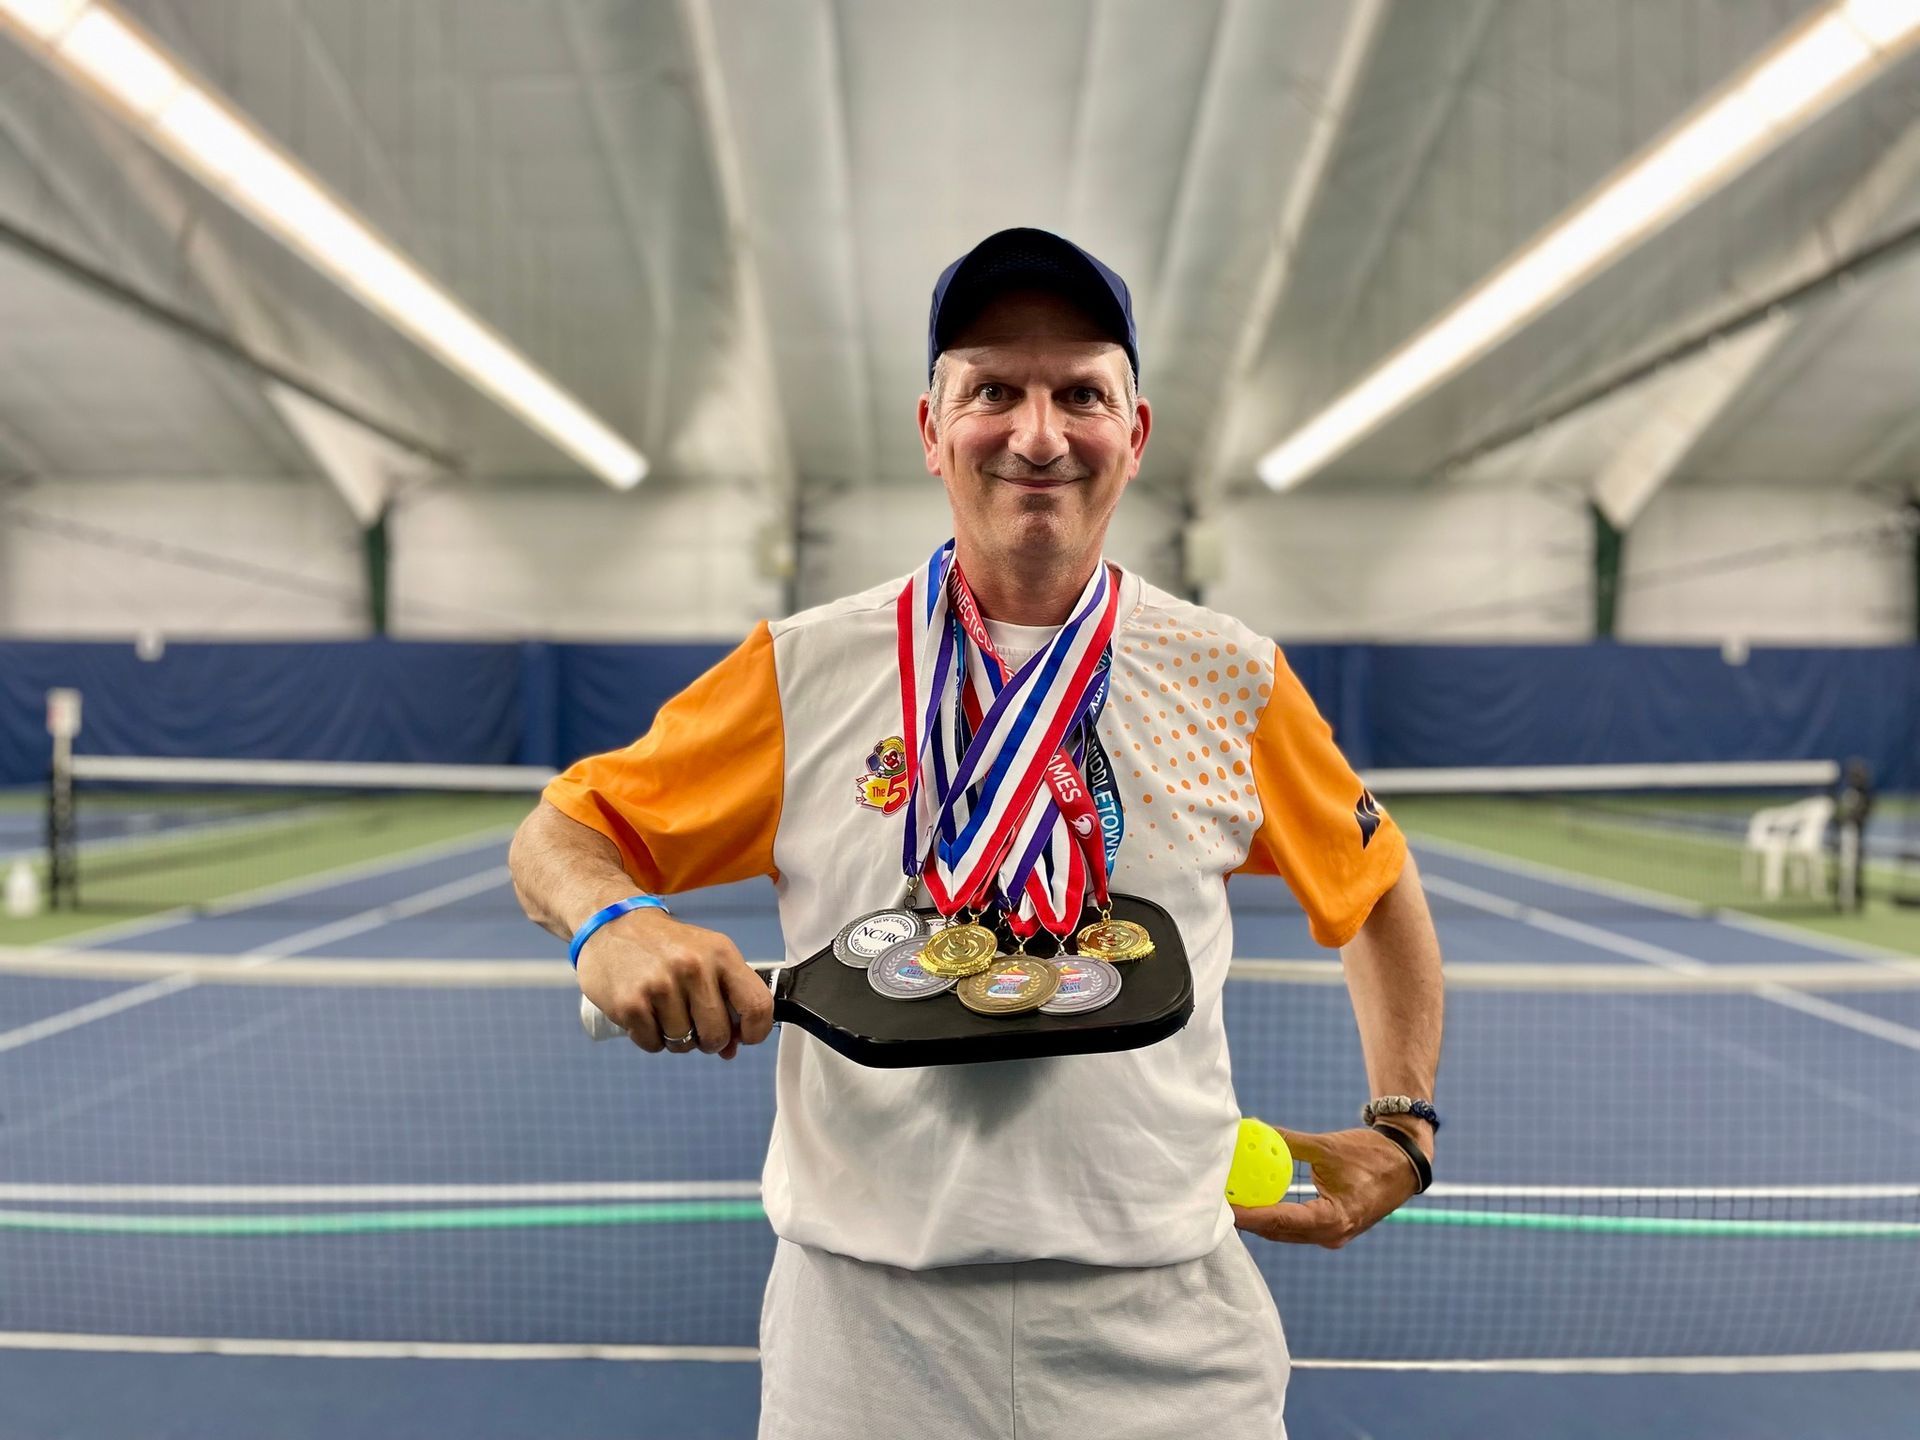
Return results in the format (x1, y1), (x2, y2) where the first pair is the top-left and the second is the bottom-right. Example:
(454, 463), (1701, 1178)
(580, 963), (784, 1042)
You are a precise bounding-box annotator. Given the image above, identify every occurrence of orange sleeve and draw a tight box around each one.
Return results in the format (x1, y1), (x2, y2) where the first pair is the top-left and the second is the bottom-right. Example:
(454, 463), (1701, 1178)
(1234, 644), (1405, 948)
(541, 622), (783, 893)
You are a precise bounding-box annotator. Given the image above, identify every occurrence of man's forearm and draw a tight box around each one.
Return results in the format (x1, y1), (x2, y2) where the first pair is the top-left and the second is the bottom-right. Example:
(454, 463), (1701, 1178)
(1339, 854), (1445, 1152)
(509, 800), (650, 941)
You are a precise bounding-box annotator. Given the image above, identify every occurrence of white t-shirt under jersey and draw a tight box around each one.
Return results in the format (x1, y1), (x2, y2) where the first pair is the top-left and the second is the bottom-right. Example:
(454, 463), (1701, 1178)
(545, 566), (1405, 1270)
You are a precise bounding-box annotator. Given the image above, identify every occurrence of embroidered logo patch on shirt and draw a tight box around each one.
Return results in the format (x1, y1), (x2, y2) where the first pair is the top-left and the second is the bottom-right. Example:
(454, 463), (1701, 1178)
(1355, 788), (1383, 849)
(855, 735), (909, 814)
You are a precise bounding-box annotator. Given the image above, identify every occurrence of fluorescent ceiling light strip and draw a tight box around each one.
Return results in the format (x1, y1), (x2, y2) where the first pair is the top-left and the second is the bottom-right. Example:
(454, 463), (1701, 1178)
(56, 7), (177, 115)
(1847, 0), (1920, 47)
(0, 0), (645, 487)
(0, 0), (85, 42)
(1256, 0), (1920, 491)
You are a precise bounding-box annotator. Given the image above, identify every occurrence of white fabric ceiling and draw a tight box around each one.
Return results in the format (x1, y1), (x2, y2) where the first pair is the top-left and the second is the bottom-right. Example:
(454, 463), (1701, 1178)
(0, 0), (1915, 528)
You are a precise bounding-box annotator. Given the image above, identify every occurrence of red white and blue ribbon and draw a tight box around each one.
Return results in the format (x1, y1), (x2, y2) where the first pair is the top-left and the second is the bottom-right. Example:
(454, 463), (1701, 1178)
(895, 541), (1121, 936)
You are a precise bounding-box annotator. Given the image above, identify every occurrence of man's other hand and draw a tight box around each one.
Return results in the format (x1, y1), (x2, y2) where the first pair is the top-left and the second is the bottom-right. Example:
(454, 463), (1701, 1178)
(1230, 1125), (1422, 1248)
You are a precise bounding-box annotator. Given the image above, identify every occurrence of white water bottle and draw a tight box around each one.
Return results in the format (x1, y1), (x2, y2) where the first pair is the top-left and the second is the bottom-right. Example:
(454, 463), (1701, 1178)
(4, 859), (42, 918)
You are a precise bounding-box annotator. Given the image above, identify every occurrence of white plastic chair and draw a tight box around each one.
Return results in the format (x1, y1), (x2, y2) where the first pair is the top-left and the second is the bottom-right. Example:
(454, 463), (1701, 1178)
(1743, 797), (1833, 900)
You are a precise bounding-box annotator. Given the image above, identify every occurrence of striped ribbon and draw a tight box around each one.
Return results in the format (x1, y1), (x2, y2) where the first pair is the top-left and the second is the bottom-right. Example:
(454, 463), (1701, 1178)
(895, 542), (1119, 934)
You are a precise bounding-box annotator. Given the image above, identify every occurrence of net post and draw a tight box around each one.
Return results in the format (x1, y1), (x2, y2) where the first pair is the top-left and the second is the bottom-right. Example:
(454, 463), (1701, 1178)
(44, 687), (81, 909)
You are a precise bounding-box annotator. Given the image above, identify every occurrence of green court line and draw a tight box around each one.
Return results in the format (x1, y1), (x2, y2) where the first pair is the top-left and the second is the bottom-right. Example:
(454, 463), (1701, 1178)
(4, 1200), (1915, 1239)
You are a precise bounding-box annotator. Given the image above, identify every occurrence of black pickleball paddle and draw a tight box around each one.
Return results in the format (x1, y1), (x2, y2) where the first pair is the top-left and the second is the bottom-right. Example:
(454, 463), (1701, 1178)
(580, 892), (1192, 1068)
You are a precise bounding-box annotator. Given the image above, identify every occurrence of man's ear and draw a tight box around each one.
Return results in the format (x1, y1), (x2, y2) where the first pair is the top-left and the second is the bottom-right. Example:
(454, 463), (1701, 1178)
(918, 393), (942, 476)
(1128, 395), (1153, 476)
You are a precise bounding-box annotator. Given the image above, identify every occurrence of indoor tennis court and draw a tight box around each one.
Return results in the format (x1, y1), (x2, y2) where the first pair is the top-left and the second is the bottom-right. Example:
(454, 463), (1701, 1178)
(4, 3), (1920, 1438)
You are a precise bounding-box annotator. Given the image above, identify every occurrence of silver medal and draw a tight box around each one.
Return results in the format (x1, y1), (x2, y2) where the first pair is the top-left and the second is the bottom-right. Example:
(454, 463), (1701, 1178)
(1039, 956), (1123, 1015)
(868, 937), (957, 1000)
(832, 908), (927, 968)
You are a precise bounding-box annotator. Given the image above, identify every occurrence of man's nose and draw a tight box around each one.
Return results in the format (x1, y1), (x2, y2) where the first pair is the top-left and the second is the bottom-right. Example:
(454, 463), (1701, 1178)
(1007, 395), (1069, 469)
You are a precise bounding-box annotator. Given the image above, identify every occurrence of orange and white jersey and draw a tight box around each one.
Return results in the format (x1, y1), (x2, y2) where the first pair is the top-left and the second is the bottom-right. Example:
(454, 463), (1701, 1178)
(545, 567), (1405, 1270)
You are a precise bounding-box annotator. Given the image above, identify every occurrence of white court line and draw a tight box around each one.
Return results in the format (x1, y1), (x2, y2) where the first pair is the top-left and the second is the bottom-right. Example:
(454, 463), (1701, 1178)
(5, 953), (1906, 992)
(1417, 1182), (1920, 1201)
(0, 1332), (1912, 1373)
(1408, 829), (1916, 968)
(1421, 874), (1920, 1055)
(1296, 1353), (1920, 1375)
(0, 1333), (757, 1363)
(0, 866), (512, 1054)
(4, 1180), (1911, 1206)
(1228, 957), (1913, 990)
(0, 974), (198, 1056)
(68, 757), (551, 789)
(241, 865), (512, 959)
(56, 825), (520, 951)
(0, 1181), (764, 1205)
(0, 953), (567, 984)
(1367, 762), (1843, 792)
(61, 803), (342, 867)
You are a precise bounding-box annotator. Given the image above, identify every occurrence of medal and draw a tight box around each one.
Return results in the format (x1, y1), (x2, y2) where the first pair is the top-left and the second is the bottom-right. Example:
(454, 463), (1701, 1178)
(955, 957), (1060, 1015)
(918, 920), (999, 978)
(1040, 956), (1122, 1015)
(1075, 914), (1155, 962)
(832, 908), (926, 969)
(867, 937), (957, 1000)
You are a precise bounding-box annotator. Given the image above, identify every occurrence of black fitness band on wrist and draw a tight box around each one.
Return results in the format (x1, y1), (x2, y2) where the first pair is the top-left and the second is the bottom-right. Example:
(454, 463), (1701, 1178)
(1368, 1121), (1433, 1195)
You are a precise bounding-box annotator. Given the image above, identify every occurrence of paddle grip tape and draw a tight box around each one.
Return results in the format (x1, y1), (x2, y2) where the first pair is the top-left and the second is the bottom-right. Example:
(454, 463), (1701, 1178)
(569, 895), (671, 970)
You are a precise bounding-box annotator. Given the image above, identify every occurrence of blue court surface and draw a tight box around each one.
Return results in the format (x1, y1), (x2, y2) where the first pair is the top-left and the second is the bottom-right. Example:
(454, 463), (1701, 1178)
(3, 830), (1918, 1439)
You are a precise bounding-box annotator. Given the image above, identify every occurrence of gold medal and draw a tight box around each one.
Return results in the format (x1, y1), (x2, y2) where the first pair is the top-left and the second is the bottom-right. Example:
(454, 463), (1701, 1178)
(919, 922), (999, 977)
(1075, 915), (1154, 962)
(955, 957), (1060, 1015)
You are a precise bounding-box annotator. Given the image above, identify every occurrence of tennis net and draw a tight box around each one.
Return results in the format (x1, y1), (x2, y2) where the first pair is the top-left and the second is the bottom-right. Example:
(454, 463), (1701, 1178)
(42, 755), (1866, 926)
(46, 755), (551, 918)
(1346, 759), (1908, 930)
(1, 951), (1914, 1364)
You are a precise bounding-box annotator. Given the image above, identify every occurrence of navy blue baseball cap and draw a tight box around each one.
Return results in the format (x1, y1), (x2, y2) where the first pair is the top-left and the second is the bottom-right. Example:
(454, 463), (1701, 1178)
(927, 228), (1138, 384)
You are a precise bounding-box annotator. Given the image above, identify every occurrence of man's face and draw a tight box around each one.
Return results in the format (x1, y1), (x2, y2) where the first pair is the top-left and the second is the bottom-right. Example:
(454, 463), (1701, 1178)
(919, 290), (1150, 570)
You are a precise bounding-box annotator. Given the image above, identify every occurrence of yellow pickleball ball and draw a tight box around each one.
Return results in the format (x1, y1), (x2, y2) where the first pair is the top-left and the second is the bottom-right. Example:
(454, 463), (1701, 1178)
(1224, 1117), (1294, 1207)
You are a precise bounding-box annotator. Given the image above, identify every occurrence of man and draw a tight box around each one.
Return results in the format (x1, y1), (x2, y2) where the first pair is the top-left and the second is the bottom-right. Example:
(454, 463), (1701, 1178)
(509, 228), (1444, 1438)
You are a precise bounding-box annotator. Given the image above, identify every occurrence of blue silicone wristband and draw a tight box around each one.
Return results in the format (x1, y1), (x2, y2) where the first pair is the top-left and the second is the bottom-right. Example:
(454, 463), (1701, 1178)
(569, 895), (670, 969)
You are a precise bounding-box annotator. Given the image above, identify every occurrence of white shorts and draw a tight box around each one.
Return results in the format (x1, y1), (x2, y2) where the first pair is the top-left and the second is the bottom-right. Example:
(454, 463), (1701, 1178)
(758, 1234), (1289, 1439)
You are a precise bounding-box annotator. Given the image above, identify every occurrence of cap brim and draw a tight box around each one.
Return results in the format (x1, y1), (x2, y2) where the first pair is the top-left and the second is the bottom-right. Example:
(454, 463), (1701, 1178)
(933, 232), (1132, 367)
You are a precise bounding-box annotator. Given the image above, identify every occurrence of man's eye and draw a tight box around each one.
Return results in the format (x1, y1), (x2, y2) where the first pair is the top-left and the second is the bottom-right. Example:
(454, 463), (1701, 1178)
(977, 384), (1006, 403)
(1071, 387), (1101, 406)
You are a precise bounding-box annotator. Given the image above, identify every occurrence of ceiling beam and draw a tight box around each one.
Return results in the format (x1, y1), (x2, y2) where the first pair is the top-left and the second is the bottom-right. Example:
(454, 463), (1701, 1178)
(0, 0), (647, 486)
(1300, 0), (1502, 395)
(1181, 0), (1390, 524)
(1594, 114), (1920, 526)
(673, 0), (799, 506)
(87, 110), (454, 520)
(1586, 320), (1787, 528)
(0, 72), (456, 507)
(0, 210), (459, 473)
(818, 0), (873, 494)
(0, 78), (310, 468)
(1435, 113), (1920, 520)
(557, 0), (673, 460)
(1253, 0), (1920, 493)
